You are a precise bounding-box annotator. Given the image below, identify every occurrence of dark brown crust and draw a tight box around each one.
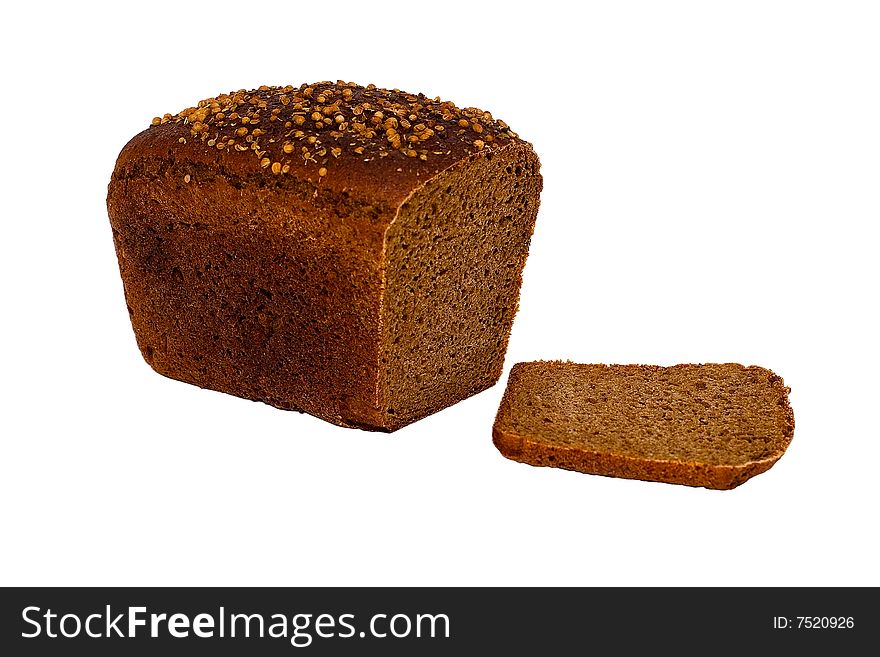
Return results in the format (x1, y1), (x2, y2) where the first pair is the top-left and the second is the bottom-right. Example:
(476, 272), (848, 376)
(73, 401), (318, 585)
(110, 106), (534, 242)
(492, 362), (795, 490)
(108, 156), (389, 429)
(136, 82), (529, 208)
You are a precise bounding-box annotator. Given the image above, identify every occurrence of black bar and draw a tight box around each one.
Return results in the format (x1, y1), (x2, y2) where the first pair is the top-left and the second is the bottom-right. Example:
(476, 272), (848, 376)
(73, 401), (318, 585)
(0, 587), (871, 655)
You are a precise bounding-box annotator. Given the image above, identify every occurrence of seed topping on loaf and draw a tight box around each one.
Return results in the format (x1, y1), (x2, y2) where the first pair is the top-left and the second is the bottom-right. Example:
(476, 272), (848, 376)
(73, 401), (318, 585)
(149, 81), (522, 178)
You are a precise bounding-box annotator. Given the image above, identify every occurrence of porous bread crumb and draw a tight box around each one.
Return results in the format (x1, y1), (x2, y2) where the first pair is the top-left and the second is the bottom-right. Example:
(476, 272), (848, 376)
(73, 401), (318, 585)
(493, 362), (795, 490)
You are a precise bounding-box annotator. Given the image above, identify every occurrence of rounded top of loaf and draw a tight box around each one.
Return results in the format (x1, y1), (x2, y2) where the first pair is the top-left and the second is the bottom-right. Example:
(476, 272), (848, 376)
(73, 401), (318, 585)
(120, 81), (534, 206)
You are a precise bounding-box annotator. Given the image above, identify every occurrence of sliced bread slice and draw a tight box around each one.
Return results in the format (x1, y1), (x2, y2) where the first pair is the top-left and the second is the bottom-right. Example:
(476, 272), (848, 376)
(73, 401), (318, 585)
(492, 362), (794, 489)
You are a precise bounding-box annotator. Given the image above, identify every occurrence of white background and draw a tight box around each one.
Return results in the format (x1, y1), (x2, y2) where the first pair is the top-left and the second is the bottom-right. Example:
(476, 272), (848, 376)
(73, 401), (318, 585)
(2, 1), (878, 587)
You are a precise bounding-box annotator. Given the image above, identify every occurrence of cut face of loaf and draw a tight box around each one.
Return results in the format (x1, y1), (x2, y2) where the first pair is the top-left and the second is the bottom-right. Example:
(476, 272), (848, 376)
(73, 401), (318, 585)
(107, 82), (542, 431)
(493, 362), (795, 489)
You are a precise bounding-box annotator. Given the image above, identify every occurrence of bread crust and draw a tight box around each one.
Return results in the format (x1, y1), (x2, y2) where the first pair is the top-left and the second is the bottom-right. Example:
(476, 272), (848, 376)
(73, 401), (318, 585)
(115, 82), (531, 210)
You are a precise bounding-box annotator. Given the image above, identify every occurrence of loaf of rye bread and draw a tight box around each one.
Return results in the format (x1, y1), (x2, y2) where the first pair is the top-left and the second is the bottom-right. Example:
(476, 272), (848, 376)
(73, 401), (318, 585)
(107, 82), (541, 431)
(493, 362), (795, 489)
